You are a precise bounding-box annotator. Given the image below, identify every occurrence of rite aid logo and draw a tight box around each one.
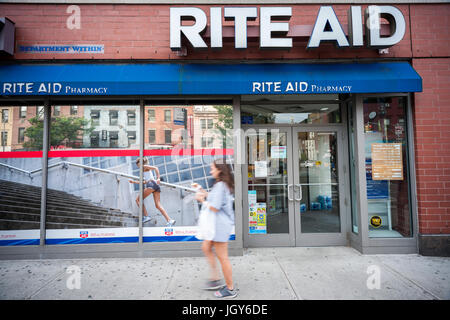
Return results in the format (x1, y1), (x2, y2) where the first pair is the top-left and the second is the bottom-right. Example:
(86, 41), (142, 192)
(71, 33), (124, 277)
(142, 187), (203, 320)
(80, 231), (89, 239)
(164, 228), (174, 236)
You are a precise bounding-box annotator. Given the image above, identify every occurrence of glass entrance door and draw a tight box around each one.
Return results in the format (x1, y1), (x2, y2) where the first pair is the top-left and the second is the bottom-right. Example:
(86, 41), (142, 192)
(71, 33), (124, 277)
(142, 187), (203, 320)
(244, 127), (295, 247)
(243, 126), (347, 247)
(293, 127), (347, 246)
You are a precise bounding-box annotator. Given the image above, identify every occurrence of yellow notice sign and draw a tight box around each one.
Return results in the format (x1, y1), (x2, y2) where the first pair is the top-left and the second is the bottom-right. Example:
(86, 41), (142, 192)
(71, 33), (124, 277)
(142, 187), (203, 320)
(371, 143), (403, 180)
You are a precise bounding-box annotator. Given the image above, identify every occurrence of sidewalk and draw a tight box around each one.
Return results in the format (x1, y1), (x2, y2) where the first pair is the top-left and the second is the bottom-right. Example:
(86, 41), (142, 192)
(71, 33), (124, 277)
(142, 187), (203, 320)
(0, 247), (449, 300)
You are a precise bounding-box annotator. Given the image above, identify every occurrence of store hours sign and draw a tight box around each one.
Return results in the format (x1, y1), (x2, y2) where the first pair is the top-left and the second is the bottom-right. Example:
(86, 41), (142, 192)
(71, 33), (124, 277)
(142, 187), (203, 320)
(170, 5), (406, 50)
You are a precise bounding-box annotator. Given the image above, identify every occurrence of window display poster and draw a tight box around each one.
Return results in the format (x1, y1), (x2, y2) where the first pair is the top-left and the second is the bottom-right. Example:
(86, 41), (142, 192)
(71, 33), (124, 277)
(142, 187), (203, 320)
(271, 146), (287, 159)
(248, 190), (257, 205)
(249, 203), (267, 234)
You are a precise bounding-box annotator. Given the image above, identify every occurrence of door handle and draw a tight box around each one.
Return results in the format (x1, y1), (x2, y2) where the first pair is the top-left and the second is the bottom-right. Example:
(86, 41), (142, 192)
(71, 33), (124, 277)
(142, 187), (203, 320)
(295, 184), (302, 201)
(287, 184), (294, 201)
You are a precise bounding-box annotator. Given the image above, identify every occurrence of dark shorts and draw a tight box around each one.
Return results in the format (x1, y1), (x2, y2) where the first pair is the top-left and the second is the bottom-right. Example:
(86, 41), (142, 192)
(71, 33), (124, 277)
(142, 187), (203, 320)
(146, 180), (161, 192)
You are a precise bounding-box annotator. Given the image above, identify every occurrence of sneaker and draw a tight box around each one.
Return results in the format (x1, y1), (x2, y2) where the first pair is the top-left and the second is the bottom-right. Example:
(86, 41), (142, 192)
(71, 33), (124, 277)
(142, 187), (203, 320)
(166, 219), (176, 227)
(202, 279), (225, 291)
(214, 286), (238, 299)
(143, 216), (151, 224)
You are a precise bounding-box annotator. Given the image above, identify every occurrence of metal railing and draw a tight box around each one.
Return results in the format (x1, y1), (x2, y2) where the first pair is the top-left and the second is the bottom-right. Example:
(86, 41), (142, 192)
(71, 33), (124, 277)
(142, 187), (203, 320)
(0, 161), (198, 193)
(0, 163), (31, 176)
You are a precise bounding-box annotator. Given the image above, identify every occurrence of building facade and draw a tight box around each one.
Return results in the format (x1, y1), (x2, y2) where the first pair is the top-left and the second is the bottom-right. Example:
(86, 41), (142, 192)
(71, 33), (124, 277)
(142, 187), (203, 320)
(0, 1), (449, 258)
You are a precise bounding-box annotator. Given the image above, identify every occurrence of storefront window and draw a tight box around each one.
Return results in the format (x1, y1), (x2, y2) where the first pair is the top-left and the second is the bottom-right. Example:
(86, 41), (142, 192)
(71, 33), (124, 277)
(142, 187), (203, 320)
(143, 104), (234, 242)
(0, 106), (44, 246)
(45, 105), (140, 244)
(363, 97), (412, 238)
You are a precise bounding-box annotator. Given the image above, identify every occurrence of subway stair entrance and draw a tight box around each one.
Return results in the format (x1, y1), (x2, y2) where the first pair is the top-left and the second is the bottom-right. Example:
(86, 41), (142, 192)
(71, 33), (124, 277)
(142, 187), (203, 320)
(0, 179), (137, 230)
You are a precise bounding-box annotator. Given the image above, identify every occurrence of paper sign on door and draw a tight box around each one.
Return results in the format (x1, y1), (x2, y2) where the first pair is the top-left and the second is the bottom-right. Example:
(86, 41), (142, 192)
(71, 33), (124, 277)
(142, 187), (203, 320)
(254, 161), (267, 178)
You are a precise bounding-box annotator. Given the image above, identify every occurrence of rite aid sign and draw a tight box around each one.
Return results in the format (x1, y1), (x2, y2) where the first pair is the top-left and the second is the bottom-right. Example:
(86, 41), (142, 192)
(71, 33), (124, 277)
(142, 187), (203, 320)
(170, 5), (405, 50)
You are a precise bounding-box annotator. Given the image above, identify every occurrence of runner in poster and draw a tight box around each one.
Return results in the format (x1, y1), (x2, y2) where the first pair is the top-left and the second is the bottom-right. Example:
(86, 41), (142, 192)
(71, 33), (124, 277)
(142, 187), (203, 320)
(129, 157), (176, 226)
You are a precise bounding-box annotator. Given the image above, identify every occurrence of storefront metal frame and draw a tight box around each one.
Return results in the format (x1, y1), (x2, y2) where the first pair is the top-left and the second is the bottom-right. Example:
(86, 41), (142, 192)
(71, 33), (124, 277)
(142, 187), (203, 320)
(240, 110), (352, 248)
(353, 93), (418, 254)
(347, 94), (363, 253)
(0, 91), (419, 259)
(0, 95), (244, 259)
(292, 124), (350, 247)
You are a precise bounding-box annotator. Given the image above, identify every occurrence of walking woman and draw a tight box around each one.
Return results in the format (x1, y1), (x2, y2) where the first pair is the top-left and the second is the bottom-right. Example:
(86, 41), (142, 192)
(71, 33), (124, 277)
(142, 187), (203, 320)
(129, 157), (176, 227)
(194, 159), (237, 299)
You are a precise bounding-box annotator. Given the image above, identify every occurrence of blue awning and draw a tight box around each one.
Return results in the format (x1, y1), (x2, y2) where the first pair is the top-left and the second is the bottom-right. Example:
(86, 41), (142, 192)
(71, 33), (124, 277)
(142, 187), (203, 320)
(0, 62), (422, 96)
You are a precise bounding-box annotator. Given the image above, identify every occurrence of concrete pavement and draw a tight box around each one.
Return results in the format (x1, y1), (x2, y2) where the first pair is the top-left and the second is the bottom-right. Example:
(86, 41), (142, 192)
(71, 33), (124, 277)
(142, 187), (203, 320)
(0, 247), (449, 300)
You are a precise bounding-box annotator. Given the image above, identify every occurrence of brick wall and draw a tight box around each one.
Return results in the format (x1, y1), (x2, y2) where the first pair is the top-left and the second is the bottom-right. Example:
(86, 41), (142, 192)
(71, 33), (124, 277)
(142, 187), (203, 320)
(410, 4), (450, 236)
(0, 3), (412, 60)
(0, 2), (449, 237)
(412, 58), (450, 235)
(410, 4), (450, 58)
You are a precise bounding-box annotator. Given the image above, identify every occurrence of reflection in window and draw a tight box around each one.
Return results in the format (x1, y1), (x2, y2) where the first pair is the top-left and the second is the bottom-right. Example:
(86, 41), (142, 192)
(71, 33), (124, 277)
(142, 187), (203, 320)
(1, 131), (7, 148)
(48, 106), (91, 149)
(148, 109), (155, 122)
(127, 131), (136, 147)
(127, 110), (136, 126)
(90, 110), (100, 126)
(109, 110), (118, 126)
(241, 104), (341, 125)
(1, 109), (9, 123)
(45, 105), (141, 236)
(144, 104), (234, 193)
(109, 131), (119, 148)
(18, 127), (25, 143)
(0, 106), (44, 236)
(164, 129), (172, 144)
(148, 129), (156, 144)
(36, 106), (44, 120)
(201, 137), (214, 148)
(164, 109), (171, 122)
(70, 106), (78, 115)
(136, 104), (236, 237)
(20, 106), (27, 118)
(53, 106), (61, 116)
(90, 131), (99, 147)
(201, 119), (214, 129)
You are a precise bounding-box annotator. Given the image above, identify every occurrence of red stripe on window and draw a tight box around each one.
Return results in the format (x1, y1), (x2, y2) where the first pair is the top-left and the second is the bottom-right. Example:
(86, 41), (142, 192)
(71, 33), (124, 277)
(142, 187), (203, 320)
(0, 149), (234, 158)
(48, 149), (140, 158)
(0, 151), (43, 158)
(144, 149), (234, 156)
